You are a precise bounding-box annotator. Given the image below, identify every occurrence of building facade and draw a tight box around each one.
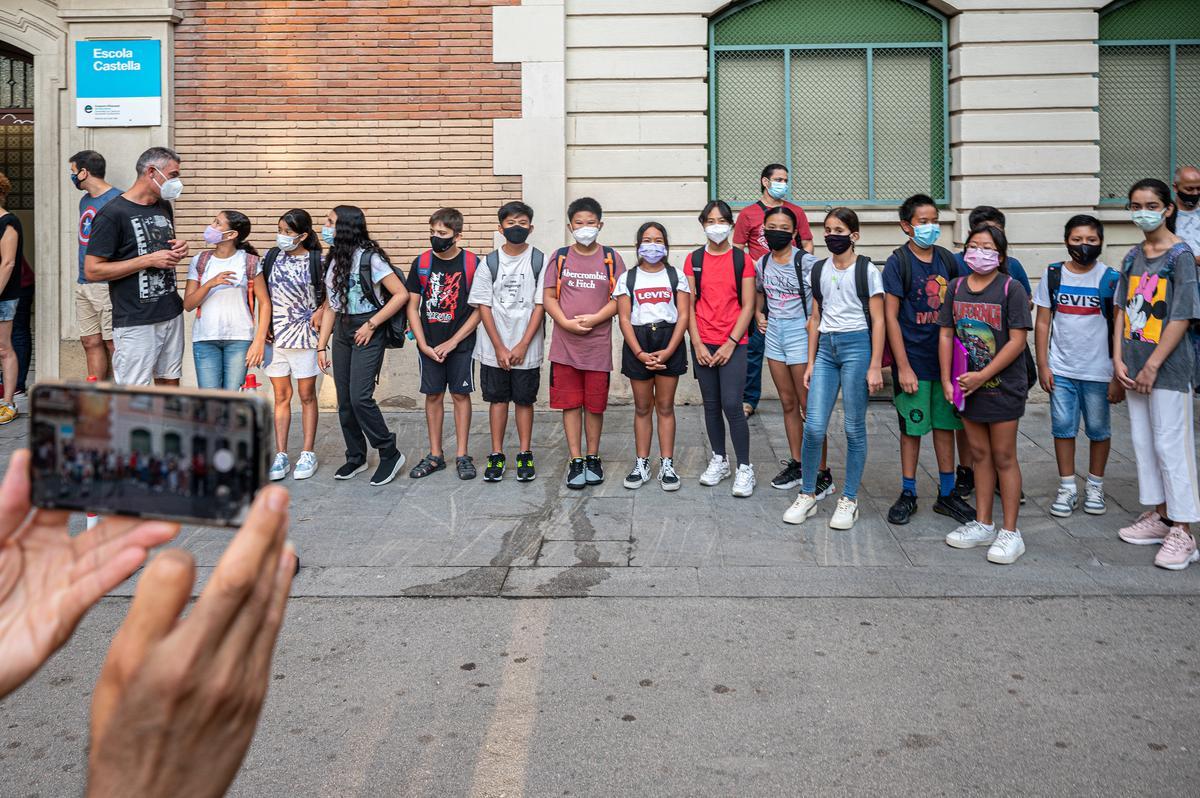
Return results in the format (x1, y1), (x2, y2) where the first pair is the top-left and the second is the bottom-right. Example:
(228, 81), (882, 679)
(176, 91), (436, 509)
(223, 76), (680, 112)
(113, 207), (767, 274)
(1, 0), (1195, 405)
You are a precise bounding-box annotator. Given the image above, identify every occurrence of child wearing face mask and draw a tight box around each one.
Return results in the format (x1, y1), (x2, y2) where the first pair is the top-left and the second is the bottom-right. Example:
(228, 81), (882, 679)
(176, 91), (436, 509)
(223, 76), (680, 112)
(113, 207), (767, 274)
(937, 224), (1032, 565)
(259, 208), (325, 482)
(614, 221), (691, 491)
(1032, 215), (1122, 519)
(1113, 178), (1200, 571)
(543, 197), (626, 490)
(182, 210), (270, 391)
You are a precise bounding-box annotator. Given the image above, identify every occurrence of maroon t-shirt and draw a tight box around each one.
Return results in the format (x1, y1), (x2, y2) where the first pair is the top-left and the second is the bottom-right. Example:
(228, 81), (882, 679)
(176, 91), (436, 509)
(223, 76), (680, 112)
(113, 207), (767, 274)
(733, 200), (814, 263)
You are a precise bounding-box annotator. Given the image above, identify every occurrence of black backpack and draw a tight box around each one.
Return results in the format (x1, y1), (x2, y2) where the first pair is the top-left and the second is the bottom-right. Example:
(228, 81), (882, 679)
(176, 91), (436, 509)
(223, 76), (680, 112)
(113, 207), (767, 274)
(1045, 262), (1120, 356)
(690, 247), (747, 305)
(756, 251), (810, 320)
(625, 265), (681, 308)
(357, 250), (408, 348)
(890, 244), (959, 296)
(261, 246), (326, 340)
(810, 255), (876, 327)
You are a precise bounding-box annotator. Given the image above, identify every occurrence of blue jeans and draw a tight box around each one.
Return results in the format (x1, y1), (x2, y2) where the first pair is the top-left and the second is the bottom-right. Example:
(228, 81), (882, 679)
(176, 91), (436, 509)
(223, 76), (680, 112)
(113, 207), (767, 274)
(1050, 375), (1111, 441)
(801, 330), (871, 499)
(193, 339), (251, 390)
(742, 323), (765, 408)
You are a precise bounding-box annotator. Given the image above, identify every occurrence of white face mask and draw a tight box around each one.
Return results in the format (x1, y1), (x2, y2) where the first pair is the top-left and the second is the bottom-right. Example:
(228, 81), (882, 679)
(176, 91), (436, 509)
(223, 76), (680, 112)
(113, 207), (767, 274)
(153, 167), (184, 201)
(705, 224), (732, 244)
(276, 233), (299, 252)
(572, 226), (600, 247)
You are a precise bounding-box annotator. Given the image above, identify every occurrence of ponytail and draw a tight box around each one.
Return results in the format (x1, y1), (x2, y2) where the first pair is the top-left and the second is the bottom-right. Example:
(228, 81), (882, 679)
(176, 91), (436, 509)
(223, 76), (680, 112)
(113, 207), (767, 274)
(222, 209), (259, 257)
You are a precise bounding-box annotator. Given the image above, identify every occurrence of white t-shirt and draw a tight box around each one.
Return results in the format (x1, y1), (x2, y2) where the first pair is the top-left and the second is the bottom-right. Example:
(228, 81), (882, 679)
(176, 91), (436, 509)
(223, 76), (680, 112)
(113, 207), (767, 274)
(1177, 209), (1200, 260)
(613, 265), (691, 326)
(1032, 261), (1117, 383)
(468, 246), (546, 369)
(187, 250), (255, 342)
(816, 257), (883, 334)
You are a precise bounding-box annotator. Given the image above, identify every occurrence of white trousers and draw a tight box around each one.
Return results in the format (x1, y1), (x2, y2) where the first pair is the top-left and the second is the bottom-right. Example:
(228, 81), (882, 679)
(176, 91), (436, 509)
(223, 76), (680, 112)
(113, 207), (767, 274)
(1127, 389), (1200, 523)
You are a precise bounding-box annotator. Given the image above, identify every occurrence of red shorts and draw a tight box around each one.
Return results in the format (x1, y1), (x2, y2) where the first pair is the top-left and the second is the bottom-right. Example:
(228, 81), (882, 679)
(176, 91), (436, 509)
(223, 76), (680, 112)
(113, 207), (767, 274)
(549, 362), (610, 414)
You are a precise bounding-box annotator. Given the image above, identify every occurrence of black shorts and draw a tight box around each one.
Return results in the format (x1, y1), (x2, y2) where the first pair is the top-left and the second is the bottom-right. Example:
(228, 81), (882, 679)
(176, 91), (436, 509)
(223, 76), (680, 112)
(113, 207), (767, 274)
(480, 362), (540, 405)
(621, 322), (687, 381)
(418, 349), (474, 395)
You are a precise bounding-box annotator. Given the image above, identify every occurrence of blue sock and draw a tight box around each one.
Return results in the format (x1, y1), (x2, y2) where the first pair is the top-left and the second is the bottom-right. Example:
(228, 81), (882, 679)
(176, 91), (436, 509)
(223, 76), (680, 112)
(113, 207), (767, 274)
(902, 476), (917, 496)
(938, 471), (955, 497)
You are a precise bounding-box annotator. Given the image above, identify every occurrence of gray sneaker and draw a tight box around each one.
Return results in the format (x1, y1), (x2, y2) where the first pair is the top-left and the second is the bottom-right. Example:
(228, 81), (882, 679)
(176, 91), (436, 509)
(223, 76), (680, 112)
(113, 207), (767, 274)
(269, 451), (290, 481)
(1083, 481), (1106, 515)
(566, 458), (586, 490)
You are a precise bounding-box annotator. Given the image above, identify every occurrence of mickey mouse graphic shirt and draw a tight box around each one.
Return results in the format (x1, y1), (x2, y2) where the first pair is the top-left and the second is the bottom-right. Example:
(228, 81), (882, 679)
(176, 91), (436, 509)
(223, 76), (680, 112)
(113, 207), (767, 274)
(1116, 242), (1200, 392)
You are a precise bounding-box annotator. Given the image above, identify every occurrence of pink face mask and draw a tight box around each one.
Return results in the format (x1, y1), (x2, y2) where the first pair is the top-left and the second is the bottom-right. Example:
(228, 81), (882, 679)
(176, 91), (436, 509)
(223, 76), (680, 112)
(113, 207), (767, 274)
(203, 225), (227, 246)
(964, 247), (1000, 274)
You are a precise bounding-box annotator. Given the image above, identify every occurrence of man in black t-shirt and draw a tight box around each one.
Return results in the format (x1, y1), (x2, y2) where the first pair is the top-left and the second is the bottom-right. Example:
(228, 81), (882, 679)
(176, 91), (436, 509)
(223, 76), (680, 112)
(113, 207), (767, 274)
(85, 147), (188, 386)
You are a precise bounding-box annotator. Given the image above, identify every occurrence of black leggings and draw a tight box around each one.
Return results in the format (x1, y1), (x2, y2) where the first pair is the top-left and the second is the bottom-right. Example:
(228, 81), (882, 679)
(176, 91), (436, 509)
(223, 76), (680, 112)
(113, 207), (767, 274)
(693, 343), (750, 466)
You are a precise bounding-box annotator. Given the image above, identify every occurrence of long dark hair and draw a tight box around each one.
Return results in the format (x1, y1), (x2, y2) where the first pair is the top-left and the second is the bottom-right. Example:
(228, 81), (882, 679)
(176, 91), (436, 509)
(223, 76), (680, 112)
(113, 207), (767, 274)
(280, 208), (321, 254)
(634, 221), (670, 267)
(222, 210), (258, 256)
(325, 205), (390, 310)
(1128, 178), (1177, 233)
(966, 223), (1009, 274)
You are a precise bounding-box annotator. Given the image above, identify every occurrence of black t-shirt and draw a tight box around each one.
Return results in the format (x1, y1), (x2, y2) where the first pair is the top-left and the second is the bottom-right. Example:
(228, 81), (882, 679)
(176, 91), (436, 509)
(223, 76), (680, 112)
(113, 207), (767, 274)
(86, 195), (183, 328)
(0, 213), (31, 301)
(405, 250), (476, 352)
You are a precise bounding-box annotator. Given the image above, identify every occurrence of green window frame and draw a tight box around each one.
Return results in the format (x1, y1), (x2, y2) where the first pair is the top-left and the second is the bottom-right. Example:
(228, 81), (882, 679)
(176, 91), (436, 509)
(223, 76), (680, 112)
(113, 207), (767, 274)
(1098, 0), (1200, 203)
(708, 0), (949, 208)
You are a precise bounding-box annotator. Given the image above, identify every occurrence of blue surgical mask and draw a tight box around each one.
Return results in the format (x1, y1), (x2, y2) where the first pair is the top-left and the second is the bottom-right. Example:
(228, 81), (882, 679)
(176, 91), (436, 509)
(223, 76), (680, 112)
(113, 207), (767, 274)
(767, 180), (788, 200)
(321, 225), (336, 245)
(1131, 209), (1165, 232)
(911, 223), (940, 248)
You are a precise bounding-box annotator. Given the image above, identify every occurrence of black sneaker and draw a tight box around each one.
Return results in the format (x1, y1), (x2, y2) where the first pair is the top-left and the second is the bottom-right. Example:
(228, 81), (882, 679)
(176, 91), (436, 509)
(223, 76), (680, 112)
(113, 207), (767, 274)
(623, 457), (650, 489)
(933, 492), (976, 525)
(370, 450), (406, 486)
(953, 465), (974, 499)
(659, 457), (680, 492)
(483, 452), (506, 482)
(566, 457), (586, 490)
(584, 454), (604, 485)
(887, 491), (918, 525)
(409, 453), (446, 479)
(334, 460), (367, 480)
(814, 468), (835, 500)
(994, 485), (1027, 504)
(456, 455), (477, 480)
(771, 459), (803, 490)
(516, 450), (536, 482)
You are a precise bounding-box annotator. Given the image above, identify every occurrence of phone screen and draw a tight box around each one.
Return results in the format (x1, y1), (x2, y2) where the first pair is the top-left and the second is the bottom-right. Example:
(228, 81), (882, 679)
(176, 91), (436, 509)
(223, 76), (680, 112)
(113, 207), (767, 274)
(29, 383), (268, 526)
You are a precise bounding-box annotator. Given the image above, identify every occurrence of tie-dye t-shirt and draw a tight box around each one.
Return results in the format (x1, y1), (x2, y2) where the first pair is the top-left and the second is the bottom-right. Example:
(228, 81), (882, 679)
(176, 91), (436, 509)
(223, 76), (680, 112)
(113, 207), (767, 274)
(268, 252), (319, 349)
(1116, 243), (1200, 393)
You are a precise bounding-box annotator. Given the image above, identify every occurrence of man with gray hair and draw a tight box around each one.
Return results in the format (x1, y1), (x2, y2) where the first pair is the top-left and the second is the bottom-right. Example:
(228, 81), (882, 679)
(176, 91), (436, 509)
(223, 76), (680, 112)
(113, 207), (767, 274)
(84, 147), (188, 385)
(1174, 165), (1200, 266)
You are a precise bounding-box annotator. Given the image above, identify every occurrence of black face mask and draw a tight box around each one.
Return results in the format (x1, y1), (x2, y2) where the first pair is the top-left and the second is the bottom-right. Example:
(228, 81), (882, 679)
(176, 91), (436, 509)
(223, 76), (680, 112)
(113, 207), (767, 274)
(430, 235), (456, 254)
(764, 229), (794, 252)
(1178, 190), (1200, 210)
(824, 234), (854, 255)
(1067, 243), (1102, 266)
(502, 226), (531, 245)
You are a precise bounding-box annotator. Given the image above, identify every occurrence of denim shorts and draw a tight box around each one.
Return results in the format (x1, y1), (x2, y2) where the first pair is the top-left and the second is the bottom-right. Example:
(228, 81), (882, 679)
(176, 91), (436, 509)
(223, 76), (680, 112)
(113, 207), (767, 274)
(1050, 375), (1111, 441)
(765, 315), (809, 366)
(0, 299), (17, 322)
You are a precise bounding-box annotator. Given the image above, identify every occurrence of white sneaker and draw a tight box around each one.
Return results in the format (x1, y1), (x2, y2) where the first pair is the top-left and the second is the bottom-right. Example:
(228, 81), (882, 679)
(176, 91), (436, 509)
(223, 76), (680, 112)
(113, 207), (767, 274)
(783, 493), (818, 525)
(293, 451), (318, 480)
(1049, 485), (1077, 518)
(945, 520), (997, 549)
(623, 457), (651, 489)
(987, 529), (1025, 564)
(699, 454), (731, 486)
(1083, 482), (1106, 515)
(269, 451), (290, 481)
(731, 464), (756, 497)
(828, 496), (859, 530)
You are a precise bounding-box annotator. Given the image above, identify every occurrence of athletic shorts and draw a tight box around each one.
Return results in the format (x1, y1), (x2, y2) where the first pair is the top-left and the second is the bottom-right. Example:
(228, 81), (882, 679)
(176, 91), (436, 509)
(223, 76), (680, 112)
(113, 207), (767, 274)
(419, 348), (474, 395)
(764, 315), (809, 366)
(112, 316), (184, 385)
(264, 346), (320, 380)
(894, 378), (962, 436)
(480, 362), (540, 406)
(549, 362), (609, 414)
(75, 282), (113, 339)
(621, 323), (687, 381)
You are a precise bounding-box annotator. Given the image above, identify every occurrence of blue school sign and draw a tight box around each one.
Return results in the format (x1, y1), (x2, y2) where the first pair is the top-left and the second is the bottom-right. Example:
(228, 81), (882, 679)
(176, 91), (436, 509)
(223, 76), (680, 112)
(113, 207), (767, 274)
(75, 40), (162, 127)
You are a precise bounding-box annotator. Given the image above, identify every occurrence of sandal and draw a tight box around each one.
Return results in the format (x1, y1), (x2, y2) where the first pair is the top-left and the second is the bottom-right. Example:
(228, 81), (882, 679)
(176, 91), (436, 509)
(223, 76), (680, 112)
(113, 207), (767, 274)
(408, 453), (446, 479)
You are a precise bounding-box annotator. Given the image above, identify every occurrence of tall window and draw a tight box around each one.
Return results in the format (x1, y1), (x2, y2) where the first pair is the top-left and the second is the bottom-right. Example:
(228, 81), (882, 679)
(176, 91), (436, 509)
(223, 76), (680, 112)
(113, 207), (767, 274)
(1098, 0), (1200, 203)
(708, 0), (949, 207)
(0, 45), (34, 211)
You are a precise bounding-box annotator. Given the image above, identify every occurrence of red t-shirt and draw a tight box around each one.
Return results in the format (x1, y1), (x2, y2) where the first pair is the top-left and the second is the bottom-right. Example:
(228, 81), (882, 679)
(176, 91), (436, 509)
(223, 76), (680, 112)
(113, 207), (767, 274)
(733, 200), (814, 263)
(684, 248), (750, 347)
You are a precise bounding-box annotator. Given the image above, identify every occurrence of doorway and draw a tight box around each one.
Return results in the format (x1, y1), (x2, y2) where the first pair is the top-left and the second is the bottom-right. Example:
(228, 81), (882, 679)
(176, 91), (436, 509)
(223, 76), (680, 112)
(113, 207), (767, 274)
(0, 43), (35, 395)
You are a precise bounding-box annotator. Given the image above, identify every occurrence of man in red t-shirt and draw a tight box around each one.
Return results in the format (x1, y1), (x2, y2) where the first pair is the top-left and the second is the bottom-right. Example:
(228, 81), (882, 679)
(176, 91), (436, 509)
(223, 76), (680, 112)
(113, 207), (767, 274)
(733, 164), (814, 414)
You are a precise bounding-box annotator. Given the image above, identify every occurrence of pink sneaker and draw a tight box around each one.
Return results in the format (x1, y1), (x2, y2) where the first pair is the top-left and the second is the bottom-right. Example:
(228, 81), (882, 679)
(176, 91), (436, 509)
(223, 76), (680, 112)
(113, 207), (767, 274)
(1118, 511), (1170, 546)
(1154, 527), (1200, 571)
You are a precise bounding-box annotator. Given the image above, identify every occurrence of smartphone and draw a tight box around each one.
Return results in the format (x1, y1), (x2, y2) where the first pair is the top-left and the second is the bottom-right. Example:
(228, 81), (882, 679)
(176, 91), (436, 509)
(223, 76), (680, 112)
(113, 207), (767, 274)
(29, 381), (271, 527)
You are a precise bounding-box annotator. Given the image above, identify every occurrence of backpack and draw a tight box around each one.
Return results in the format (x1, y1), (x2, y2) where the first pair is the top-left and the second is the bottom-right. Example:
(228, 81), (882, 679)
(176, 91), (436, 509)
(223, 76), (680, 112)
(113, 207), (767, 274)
(1120, 241), (1200, 378)
(553, 246), (617, 300)
(810, 255), (876, 328)
(890, 244), (960, 296)
(484, 247), (545, 286)
(755, 252), (808, 320)
(690, 246), (747, 305)
(417, 249), (478, 294)
(358, 249), (409, 348)
(261, 246), (326, 341)
(947, 275), (1037, 391)
(625, 265), (682, 313)
(1045, 261), (1120, 357)
(194, 249), (259, 322)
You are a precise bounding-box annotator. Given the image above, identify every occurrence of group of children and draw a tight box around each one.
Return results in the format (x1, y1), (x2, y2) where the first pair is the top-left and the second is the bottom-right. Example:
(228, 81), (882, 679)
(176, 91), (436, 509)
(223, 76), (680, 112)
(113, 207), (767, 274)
(182, 174), (1200, 570)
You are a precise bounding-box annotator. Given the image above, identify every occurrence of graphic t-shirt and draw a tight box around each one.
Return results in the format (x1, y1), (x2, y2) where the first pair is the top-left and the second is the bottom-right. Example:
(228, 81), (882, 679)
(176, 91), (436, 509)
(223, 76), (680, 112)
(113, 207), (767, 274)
(937, 275), (1033, 420)
(883, 245), (957, 381)
(268, 251), (320, 350)
(405, 250), (477, 353)
(684, 248), (750, 347)
(1031, 262), (1118, 383)
(186, 250), (255, 342)
(468, 246), (545, 369)
(1176, 209), (1200, 260)
(816, 258), (883, 334)
(1116, 243), (1200, 393)
(545, 246), (626, 372)
(733, 201), (814, 262)
(325, 248), (393, 316)
(85, 195), (183, 329)
(613, 265), (690, 326)
(78, 187), (122, 284)
(756, 248), (814, 321)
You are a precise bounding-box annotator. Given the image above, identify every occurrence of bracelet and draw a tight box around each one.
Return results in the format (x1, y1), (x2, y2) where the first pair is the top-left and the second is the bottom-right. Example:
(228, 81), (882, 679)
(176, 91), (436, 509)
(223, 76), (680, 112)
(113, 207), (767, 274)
(728, 335), (738, 345)
(366, 319), (377, 331)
